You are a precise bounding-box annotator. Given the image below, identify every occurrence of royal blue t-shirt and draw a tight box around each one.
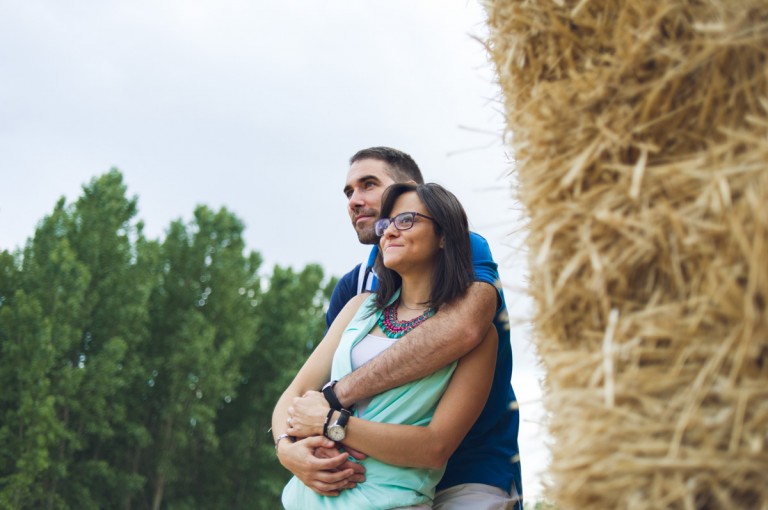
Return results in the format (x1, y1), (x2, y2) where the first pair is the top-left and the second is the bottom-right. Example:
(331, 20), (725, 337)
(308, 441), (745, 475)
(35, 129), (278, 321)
(325, 232), (522, 499)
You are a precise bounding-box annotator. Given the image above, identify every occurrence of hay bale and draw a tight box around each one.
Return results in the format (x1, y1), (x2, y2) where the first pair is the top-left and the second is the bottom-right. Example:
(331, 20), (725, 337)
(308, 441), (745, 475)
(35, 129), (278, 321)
(483, 1), (768, 508)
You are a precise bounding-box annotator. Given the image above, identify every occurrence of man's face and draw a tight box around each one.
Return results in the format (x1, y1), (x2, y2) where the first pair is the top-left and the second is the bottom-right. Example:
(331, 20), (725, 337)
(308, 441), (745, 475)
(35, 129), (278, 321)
(343, 158), (397, 244)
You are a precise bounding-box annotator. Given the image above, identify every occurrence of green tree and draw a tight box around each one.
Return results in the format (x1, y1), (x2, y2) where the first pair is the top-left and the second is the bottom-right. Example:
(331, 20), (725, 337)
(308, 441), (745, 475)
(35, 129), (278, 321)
(138, 206), (265, 510)
(0, 288), (58, 509)
(0, 169), (336, 509)
(0, 170), (152, 509)
(0, 198), (94, 510)
(195, 265), (334, 509)
(47, 171), (150, 509)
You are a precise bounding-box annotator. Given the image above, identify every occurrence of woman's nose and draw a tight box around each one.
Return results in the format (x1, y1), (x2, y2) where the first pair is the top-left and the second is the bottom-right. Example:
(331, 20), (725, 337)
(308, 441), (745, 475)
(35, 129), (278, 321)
(382, 221), (399, 238)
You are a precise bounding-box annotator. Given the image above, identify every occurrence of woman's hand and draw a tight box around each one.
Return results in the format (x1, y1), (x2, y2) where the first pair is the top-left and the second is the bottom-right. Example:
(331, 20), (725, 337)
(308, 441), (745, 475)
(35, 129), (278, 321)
(276, 436), (365, 496)
(287, 391), (332, 438)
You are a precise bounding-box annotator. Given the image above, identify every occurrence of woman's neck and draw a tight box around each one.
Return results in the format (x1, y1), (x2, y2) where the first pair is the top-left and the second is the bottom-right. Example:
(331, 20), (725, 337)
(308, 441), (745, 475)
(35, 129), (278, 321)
(398, 273), (433, 310)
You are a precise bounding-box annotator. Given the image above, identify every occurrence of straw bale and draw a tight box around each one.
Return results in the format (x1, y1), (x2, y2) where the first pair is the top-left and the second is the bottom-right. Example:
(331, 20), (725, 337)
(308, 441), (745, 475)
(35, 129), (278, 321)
(483, 0), (768, 507)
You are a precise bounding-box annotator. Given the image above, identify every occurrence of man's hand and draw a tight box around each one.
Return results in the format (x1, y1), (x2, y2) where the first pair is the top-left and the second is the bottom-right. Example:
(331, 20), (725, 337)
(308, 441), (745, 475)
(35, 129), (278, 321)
(287, 391), (333, 438)
(277, 436), (366, 496)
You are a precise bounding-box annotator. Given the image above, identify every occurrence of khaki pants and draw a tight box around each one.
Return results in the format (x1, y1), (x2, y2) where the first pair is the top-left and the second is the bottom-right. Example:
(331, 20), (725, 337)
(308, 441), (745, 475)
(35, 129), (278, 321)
(395, 482), (521, 510)
(433, 482), (522, 510)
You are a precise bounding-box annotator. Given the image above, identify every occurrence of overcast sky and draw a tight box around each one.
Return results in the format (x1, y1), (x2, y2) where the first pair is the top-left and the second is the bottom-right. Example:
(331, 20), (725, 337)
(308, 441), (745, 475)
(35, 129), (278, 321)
(0, 0), (548, 499)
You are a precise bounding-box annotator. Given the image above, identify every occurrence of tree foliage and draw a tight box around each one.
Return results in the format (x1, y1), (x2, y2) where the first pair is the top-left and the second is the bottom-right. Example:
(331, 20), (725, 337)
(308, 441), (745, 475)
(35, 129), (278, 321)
(0, 170), (334, 509)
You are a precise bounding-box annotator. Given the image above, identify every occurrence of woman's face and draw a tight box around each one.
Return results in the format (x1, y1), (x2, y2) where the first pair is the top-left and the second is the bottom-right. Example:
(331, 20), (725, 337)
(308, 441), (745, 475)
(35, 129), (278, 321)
(379, 191), (443, 275)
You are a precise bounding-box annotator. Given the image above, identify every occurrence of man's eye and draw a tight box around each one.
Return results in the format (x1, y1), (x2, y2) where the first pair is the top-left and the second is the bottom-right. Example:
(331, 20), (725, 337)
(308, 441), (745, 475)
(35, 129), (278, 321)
(364, 181), (376, 189)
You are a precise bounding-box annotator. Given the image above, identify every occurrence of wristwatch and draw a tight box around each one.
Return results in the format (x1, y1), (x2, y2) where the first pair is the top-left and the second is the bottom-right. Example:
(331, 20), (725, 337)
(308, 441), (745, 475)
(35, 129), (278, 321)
(325, 409), (351, 442)
(321, 408), (335, 439)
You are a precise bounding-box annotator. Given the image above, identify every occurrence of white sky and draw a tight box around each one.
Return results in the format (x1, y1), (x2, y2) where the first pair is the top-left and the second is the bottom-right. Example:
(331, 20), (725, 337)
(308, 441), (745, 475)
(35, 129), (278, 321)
(0, 0), (548, 501)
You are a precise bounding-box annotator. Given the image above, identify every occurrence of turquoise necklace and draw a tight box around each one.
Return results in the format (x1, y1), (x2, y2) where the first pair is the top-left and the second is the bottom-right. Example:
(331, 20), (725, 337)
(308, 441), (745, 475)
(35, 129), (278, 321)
(377, 301), (435, 339)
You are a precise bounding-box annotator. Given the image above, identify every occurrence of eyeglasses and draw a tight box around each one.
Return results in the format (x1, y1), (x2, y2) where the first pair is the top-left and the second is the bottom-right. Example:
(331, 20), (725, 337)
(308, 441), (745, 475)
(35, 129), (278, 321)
(374, 211), (436, 237)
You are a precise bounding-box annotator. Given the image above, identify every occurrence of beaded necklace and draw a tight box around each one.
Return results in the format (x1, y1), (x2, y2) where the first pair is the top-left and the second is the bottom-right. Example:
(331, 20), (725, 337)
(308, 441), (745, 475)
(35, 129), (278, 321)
(377, 301), (435, 339)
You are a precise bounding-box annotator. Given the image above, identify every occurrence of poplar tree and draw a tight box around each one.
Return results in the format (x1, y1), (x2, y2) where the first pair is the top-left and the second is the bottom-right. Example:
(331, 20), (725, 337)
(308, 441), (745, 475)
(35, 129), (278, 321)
(140, 205), (266, 510)
(0, 170), (334, 509)
(195, 265), (333, 509)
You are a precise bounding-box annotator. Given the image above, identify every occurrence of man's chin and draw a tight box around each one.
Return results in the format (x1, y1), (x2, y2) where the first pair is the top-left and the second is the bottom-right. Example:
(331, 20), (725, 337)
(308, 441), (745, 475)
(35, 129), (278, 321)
(355, 229), (378, 245)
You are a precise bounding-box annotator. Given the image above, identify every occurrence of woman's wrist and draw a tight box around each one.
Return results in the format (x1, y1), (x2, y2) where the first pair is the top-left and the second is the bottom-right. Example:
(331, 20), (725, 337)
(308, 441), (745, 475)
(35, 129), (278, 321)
(274, 433), (293, 454)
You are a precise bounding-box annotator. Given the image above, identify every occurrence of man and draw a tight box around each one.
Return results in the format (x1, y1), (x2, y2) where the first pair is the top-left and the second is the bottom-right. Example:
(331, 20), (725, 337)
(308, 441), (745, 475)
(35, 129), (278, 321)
(276, 147), (522, 509)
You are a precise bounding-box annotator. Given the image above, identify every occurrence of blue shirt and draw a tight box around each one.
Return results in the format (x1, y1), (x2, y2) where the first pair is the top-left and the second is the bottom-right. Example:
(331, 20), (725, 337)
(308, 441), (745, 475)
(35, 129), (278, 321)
(325, 232), (522, 498)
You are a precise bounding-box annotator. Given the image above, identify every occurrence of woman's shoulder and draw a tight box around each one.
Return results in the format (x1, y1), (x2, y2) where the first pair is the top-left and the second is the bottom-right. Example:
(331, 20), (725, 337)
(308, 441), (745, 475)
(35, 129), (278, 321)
(334, 292), (376, 325)
(327, 292), (377, 341)
(346, 291), (376, 311)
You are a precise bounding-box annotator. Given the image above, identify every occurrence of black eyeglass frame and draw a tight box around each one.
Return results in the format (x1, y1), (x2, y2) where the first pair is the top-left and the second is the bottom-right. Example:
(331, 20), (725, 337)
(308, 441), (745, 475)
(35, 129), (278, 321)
(374, 211), (436, 237)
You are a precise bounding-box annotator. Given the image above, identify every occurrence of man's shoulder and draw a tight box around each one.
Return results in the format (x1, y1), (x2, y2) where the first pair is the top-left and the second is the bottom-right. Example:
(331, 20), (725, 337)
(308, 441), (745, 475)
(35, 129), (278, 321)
(469, 231), (492, 255)
(333, 263), (363, 300)
(339, 263), (363, 284)
(469, 230), (488, 243)
(468, 231), (498, 273)
(326, 263), (364, 328)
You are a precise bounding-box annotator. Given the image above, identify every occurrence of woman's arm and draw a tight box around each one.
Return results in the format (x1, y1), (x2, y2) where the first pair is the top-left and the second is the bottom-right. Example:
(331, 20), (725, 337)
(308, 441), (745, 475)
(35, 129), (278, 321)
(272, 293), (369, 439)
(288, 324), (498, 469)
(271, 293), (370, 496)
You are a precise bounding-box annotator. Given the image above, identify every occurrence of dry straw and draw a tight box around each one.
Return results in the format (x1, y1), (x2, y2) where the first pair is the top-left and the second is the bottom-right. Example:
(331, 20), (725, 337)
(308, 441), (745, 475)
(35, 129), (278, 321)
(483, 0), (768, 508)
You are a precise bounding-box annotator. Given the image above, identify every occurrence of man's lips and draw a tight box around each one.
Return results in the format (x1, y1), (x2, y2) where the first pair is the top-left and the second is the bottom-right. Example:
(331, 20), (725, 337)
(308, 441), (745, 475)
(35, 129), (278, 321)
(355, 214), (373, 225)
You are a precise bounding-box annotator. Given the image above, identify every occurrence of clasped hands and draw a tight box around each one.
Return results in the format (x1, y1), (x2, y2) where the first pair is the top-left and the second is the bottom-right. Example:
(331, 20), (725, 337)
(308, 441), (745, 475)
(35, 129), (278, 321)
(278, 390), (366, 496)
(287, 390), (335, 437)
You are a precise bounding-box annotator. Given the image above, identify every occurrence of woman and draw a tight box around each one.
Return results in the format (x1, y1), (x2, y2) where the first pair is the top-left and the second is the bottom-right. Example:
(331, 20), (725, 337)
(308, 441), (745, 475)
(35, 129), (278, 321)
(272, 183), (497, 509)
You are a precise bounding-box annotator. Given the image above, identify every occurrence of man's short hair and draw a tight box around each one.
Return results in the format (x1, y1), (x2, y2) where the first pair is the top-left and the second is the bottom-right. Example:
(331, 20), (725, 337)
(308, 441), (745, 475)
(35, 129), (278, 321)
(350, 147), (425, 184)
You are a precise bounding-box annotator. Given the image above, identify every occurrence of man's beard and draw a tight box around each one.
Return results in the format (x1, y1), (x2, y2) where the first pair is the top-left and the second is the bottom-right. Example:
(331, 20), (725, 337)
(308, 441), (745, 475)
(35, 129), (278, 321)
(352, 208), (379, 245)
(355, 225), (378, 245)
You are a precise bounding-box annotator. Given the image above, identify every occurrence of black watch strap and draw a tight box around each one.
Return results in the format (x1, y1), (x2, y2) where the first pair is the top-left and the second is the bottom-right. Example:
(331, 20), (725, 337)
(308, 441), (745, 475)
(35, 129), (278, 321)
(322, 408), (335, 438)
(322, 380), (344, 411)
(336, 408), (351, 428)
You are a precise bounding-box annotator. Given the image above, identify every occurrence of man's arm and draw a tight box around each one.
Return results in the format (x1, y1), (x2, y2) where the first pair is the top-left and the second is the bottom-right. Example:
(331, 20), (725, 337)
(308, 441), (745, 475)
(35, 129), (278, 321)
(288, 326), (498, 468)
(334, 281), (497, 408)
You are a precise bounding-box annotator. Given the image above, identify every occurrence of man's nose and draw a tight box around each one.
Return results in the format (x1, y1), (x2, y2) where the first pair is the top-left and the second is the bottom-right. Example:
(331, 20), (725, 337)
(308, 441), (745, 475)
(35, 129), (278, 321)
(348, 189), (365, 209)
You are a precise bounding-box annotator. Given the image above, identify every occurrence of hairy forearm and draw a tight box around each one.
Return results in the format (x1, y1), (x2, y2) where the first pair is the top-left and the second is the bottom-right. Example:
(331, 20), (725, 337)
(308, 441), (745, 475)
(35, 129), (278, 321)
(289, 326), (498, 471)
(334, 282), (497, 407)
(335, 326), (497, 469)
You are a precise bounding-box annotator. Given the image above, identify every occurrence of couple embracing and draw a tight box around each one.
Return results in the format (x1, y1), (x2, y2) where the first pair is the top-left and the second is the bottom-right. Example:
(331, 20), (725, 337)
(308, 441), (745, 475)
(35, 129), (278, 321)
(272, 147), (522, 510)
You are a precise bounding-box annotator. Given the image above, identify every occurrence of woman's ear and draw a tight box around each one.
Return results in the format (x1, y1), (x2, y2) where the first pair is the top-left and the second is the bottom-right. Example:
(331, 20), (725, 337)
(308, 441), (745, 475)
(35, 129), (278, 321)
(439, 236), (445, 249)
